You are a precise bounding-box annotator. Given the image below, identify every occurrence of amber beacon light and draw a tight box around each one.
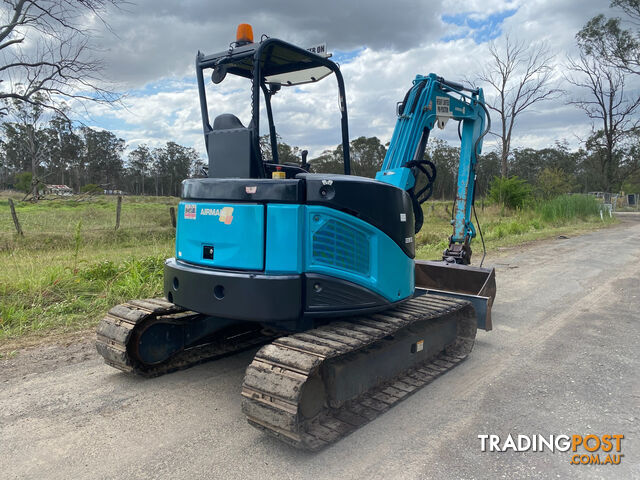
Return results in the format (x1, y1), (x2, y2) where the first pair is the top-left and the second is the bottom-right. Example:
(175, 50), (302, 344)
(236, 23), (254, 44)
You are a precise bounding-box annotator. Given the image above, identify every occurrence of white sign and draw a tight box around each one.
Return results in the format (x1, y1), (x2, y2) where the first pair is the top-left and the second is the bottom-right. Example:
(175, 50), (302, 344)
(307, 43), (328, 57)
(436, 96), (452, 116)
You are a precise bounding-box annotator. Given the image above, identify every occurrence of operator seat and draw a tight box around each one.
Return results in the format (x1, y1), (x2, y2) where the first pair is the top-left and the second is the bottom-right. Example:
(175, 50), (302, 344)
(207, 113), (264, 178)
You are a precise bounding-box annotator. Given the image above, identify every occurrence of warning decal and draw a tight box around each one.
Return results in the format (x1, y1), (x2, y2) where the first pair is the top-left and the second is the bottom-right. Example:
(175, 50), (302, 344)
(184, 203), (196, 219)
(436, 96), (452, 116)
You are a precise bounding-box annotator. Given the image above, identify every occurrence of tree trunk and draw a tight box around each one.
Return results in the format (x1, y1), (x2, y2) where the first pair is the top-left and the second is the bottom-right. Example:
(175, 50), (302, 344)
(500, 137), (509, 177)
(27, 126), (39, 200)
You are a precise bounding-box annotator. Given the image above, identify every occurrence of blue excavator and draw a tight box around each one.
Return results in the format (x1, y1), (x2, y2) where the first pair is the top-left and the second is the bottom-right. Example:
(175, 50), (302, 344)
(96, 24), (496, 450)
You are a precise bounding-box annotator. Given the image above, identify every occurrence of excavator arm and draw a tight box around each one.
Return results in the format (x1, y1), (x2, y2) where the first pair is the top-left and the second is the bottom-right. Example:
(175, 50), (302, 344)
(376, 73), (489, 265)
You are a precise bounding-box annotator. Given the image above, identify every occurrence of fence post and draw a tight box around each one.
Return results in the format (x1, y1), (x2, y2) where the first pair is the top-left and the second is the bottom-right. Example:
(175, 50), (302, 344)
(8, 198), (24, 236)
(169, 206), (176, 228)
(115, 196), (122, 230)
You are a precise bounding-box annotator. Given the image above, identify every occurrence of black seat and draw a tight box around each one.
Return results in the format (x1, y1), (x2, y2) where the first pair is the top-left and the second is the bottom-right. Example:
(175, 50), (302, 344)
(207, 114), (264, 178)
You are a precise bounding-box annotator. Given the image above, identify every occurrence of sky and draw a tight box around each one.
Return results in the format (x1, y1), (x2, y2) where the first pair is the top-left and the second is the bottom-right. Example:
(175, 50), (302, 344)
(79, 0), (635, 161)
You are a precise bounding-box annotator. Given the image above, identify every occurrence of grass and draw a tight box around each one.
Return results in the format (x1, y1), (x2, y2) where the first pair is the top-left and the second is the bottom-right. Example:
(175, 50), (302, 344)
(0, 191), (615, 345)
(415, 195), (614, 260)
(538, 194), (603, 222)
(0, 192), (175, 343)
(0, 191), (176, 250)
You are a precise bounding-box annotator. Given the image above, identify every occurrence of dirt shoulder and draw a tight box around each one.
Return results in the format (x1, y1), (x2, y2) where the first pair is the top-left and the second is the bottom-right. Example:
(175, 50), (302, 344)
(0, 330), (95, 380)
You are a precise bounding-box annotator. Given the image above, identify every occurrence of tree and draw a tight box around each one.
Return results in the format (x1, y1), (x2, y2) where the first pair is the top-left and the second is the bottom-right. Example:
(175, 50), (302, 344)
(310, 149), (343, 174)
(153, 142), (198, 196)
(565, 48), (640, 191)
(577, 1), (640, 76)
(0, 139), (7, 188)
(2, 95), (49, 197)
(620, 134), (640, 192)
(310, 136), (386, 178)
(536, 167), (576, 199)
(475, 151), (501, 197)
(259, 134), (302, 164)
(477, 35), (561, 177)
(345, 136), (386, 178)
(191, 157), (207, 178)
(44, 112), (83, 186)
(128, 144), (153, 195)
(509, 143), (580, 186)
(423, 138), (459, 199)
(488, 176), (532, 209)
(0, 0), (121, 117)
(14, 171), (32, 193)
(81, 127), (124, 187)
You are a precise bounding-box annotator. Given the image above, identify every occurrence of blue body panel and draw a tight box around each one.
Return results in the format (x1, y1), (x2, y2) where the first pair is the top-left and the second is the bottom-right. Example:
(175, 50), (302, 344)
(375, 167), (415, 190)
(305, 206), (414, 302)
(175, 202), (413, 303)
(176, 201), (264, 270)
(265, 204), (304, 274)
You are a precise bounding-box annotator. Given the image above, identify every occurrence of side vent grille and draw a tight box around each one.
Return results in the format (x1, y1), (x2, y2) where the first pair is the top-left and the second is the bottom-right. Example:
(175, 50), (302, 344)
(312, 219), (370, 275)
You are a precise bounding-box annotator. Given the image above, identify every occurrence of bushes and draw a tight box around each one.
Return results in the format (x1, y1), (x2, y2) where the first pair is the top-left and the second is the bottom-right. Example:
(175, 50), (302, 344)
(536, 167), (575, 199)
(80, 183), (102, 194)
(15, 172), (32, 193)
(488, 176), (532, 209)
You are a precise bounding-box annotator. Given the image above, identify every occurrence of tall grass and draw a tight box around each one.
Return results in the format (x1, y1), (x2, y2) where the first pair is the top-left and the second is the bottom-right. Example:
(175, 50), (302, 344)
(415, 195), (613, 259)
(538, 194), (602, 222)
(0, 254), (167, 339)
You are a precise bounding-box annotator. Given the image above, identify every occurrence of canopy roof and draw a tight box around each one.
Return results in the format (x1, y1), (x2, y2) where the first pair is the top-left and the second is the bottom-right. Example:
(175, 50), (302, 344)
(197, 38), (333, 86)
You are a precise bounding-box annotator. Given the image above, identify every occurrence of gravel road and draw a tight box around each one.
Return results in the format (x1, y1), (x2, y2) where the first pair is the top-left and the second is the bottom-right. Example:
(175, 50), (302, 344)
(1, 216), (638, 480)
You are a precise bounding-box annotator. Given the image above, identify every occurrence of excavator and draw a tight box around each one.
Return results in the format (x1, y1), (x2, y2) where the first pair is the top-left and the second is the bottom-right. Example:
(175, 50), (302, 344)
(96, 24), (496, 450)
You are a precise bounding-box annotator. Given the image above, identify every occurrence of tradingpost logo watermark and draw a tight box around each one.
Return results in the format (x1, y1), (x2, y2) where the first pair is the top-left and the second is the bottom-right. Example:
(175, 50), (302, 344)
(478, 434), (624, 466)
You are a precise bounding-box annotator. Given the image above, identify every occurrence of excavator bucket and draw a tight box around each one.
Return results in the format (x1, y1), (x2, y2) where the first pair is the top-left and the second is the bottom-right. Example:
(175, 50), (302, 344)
(414, 260), (496, 331)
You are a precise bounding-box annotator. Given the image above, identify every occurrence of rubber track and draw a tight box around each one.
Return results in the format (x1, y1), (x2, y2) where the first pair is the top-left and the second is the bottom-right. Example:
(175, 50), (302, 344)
(95, 298), (273, 377)
(241, 294), (476, 450)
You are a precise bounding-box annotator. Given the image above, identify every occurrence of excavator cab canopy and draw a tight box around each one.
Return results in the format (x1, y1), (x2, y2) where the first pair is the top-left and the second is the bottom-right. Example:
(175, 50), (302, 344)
(199, 39), (334, 86)
(196, 34), (351, 177)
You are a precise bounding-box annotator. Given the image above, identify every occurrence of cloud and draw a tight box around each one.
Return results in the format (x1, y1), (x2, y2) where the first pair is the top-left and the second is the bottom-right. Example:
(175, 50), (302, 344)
(96, 0), (449, 89)
(80, 0), (632, 163)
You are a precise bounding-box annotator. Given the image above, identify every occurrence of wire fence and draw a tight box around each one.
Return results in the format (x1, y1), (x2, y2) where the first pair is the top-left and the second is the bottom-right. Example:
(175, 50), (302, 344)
(588, 191), (640, 213)
(1, 193), (177, 243)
